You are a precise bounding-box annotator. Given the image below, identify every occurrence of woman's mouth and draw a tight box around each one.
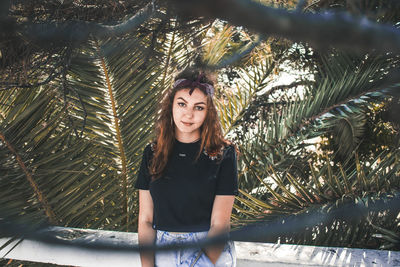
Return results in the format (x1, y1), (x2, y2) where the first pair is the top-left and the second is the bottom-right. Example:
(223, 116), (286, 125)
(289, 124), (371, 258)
(182, 122), (193, 126)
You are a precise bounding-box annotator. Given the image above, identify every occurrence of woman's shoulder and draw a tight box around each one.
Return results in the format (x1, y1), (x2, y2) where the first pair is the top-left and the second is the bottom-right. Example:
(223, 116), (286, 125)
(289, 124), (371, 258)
(143, 141), (157, 156)
(221, 139), (237, 153)
(222, 141), (238, 159)
(149, 141), (157, 152)
(203, 140), (237, 161)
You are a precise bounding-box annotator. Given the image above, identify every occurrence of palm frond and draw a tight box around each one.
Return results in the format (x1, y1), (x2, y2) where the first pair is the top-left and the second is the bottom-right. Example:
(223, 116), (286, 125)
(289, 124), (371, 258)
(0, 17), (214, 236)
(216, 56), (276, 136)
(234, 146), (400, 247)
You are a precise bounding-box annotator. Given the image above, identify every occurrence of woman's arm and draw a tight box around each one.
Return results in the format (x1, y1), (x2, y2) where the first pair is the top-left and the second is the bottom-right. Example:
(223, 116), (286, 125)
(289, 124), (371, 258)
(204, 195), (235, 264)
(138, 189), (156, 267)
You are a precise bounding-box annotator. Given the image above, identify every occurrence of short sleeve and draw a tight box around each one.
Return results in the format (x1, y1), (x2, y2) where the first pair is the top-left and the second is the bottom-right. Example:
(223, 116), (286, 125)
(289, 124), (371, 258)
(134, 143), (153, 190)
(215, 145), (239, 196)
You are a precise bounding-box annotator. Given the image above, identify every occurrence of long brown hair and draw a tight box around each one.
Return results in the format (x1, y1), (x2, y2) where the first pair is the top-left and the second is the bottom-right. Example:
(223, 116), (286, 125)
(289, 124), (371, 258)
(150, 68), (230, 179)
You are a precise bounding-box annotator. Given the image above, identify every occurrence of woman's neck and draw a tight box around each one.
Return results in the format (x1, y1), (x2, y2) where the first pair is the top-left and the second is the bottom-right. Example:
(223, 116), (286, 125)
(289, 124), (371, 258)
(175, 132), (200, 143)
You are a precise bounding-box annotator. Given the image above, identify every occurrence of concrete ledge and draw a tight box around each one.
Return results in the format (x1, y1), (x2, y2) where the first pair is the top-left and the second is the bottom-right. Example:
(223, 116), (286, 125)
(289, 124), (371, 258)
(235, 241), (400, 266)
(1, 227), (399, 266)
(1, 227), (140, 267)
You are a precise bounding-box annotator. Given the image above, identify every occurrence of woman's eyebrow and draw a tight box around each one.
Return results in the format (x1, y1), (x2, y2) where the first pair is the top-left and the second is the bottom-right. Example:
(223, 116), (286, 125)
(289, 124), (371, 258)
(177, 97), (188, 103)
(177, 97), (206, 105)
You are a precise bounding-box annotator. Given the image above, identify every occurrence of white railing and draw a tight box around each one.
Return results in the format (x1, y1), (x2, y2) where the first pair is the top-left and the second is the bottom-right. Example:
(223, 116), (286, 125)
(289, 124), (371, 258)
(1, 227), (399, 266)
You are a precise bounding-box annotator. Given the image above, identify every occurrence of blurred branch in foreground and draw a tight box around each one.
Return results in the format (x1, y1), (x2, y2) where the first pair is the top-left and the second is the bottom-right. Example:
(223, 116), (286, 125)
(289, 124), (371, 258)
(2, 1), (400, 54)
(167, 0), (400, 54)
(0, 3), (159, 45)
(1, 192), (399, 252)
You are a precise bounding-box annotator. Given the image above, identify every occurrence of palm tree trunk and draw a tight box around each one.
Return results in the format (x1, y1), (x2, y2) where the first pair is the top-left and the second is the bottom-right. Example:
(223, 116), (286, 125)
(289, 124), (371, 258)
(0, 131), (57, 224)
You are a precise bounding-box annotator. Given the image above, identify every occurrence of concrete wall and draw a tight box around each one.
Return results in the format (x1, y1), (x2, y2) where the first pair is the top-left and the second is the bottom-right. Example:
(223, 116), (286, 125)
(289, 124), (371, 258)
(1, 227), (399, 266)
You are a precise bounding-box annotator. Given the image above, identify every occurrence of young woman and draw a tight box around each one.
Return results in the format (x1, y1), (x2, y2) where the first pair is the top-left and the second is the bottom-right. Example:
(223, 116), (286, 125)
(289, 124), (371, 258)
(135, 68), (238, 267)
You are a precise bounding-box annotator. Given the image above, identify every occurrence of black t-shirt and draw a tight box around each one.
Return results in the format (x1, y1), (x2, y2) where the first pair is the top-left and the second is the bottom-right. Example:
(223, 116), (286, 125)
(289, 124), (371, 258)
(135, 139), (238, 232)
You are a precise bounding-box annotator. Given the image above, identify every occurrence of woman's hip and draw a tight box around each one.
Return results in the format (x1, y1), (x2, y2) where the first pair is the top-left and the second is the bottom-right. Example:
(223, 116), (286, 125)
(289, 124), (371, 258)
(155, 230), (236, 267)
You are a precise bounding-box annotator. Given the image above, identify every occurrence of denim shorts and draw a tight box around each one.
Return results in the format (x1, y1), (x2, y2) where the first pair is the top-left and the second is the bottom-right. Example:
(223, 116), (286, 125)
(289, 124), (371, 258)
(155, 230), (236, 267)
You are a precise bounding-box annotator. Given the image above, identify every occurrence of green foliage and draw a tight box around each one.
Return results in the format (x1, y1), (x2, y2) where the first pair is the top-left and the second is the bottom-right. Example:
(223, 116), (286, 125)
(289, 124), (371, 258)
(218, 52), (400, 249)
(233, 147), (400, 247)
(0, 20), (210, 232)
(1, 2), (399, 252)
(186, 23), (400, 249)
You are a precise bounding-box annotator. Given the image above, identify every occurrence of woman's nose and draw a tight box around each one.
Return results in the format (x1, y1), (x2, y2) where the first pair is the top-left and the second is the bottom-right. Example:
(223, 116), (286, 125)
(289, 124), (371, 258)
(185, 109), (194, 118)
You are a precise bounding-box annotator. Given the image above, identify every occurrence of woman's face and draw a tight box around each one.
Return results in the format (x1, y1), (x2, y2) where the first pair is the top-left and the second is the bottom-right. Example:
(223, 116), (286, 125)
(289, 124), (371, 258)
(172, 88), (208, 142)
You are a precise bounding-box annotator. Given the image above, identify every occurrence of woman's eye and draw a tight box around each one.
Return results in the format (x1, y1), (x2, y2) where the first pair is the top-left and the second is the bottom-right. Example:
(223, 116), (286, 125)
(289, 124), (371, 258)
(195, 106), (204, 111)
(178, 102), (185, 107)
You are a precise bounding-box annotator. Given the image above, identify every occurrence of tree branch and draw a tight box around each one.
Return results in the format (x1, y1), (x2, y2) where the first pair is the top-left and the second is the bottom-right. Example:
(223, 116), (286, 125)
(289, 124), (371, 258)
(22, 3), (159, 44)
(0, 132), (57, 224)
(168, 0), (400, 54)
(93, 2), (159, 38)
(239, 80), (314, 123)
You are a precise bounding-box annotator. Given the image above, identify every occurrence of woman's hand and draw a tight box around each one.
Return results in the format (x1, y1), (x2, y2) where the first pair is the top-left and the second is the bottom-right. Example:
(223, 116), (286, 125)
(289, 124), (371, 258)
(204, 195), (235, 264)
(138, 190), (156, 267)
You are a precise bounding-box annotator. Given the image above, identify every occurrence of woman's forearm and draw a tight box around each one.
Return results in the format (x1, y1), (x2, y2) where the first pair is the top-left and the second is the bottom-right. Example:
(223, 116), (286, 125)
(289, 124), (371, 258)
(204, 224), (230, 264)
(138, 221), (156, 267)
